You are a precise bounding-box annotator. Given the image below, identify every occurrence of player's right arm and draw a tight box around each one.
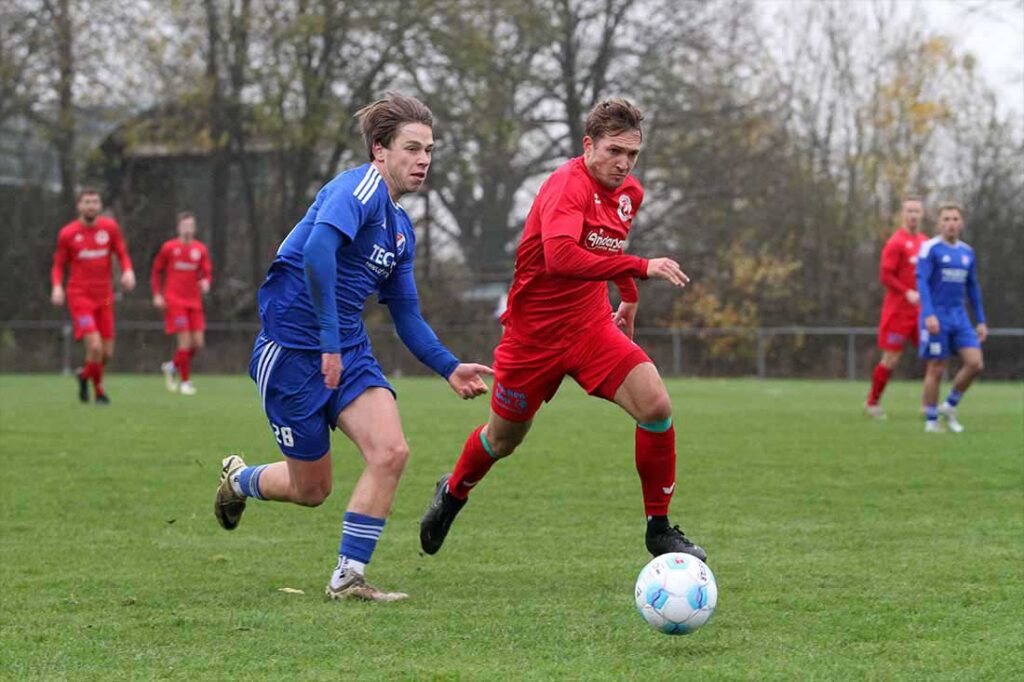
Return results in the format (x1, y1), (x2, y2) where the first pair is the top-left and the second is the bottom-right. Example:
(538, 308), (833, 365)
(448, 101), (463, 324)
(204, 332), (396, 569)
(50, 229), (69, 306)
(151, 243), (167, 309)
(916, 242), (939, 333)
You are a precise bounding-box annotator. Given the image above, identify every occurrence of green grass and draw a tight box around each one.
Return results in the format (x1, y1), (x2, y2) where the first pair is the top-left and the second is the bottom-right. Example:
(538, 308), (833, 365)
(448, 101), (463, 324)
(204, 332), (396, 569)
(1, 374), (1022, 679)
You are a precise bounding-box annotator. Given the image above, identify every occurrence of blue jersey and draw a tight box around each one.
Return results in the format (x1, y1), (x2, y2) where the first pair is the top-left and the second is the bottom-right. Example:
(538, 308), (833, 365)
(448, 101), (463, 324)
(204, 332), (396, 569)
(258, 163), (418, 351)
(916, 237), (985, 323)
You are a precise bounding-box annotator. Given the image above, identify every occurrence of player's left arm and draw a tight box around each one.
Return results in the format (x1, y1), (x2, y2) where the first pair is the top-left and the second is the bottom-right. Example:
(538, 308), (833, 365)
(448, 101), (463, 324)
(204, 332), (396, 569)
(111, 223), (136, 290)
(199, 244), (212, 294)
(382, 258), (492, 399)
(967, 254), (987, 342)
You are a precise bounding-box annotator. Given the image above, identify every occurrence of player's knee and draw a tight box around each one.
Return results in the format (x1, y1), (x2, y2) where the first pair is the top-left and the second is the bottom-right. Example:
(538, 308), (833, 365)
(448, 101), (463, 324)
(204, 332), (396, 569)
(486, 432), (520, 459)
(371, 441), (410, 477)
(967, 356), (984, 374)
(637, 391), (673, 424)
(293, 480), (332, 507)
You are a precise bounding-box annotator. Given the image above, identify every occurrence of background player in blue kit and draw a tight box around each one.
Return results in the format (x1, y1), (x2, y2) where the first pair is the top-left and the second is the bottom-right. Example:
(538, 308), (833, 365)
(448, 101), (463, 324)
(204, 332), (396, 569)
(213, 93), (493, 601)
(917, 202), (987, 433)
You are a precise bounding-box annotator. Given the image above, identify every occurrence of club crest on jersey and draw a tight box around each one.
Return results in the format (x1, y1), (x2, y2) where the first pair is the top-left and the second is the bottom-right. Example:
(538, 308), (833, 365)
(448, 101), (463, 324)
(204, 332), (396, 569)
(617, 195), (633, 222)
(395, 232), (406, 257)
(191, 248), (201, 261)
(94, 230), (109, 245)
(961, 255), (969, 266)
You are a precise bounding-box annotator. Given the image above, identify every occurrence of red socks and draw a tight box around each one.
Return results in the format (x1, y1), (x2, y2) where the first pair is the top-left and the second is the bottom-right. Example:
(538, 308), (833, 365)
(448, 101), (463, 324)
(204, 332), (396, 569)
(867, 363), (892, 406)
(173, 349), (192, 382)
(635, 423), (676, 516)
(82, 361), (105, 396)
(449, 425), (497, 500)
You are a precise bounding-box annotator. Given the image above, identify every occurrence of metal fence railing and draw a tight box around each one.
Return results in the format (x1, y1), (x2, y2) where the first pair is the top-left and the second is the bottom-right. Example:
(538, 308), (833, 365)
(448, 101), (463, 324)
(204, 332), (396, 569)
(1, 320), (1022, 380)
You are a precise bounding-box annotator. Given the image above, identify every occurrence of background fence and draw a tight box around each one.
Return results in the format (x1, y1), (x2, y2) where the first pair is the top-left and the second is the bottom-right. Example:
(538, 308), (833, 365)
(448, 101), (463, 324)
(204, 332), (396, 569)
(2, 320), (1022, 380)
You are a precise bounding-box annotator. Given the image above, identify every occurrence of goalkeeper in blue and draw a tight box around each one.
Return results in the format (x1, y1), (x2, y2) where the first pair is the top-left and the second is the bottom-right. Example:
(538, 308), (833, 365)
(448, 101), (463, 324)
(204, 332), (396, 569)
(917, 202), (987, 433)
(212, 93), (493, 601)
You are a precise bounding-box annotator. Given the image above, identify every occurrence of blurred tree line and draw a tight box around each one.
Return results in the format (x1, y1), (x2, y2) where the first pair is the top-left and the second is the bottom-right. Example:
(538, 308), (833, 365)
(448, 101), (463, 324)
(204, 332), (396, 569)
(2, 0), (1021, 342)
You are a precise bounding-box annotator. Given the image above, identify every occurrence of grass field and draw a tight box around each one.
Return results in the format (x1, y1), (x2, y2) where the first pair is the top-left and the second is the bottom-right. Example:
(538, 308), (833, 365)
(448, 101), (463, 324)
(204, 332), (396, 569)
(1, 374), (1022, 679)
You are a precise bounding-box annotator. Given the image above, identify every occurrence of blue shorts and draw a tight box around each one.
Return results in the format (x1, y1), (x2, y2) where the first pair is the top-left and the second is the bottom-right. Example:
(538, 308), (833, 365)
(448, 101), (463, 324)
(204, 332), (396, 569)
(249, 333), (394, 460)
(919, 311), (980, 361)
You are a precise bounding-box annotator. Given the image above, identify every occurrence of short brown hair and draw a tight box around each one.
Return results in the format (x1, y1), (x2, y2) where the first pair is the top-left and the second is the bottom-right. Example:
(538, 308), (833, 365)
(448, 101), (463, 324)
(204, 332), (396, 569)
(77, 187), (101, 201)
(355, 92), (433, 160)
(584, 98), (644, 142)
(902, 195), (923, 205)
(937, 201), (964, 218)
(176, 211), (195, 225)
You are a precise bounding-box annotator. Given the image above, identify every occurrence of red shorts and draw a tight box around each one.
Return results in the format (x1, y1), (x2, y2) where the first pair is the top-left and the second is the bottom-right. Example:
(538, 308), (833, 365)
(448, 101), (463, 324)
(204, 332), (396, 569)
(491, 322), (652, 422)
(164, 306), (206, 335)
(68, 297), (115, 341)
(877, 312), (919, 351)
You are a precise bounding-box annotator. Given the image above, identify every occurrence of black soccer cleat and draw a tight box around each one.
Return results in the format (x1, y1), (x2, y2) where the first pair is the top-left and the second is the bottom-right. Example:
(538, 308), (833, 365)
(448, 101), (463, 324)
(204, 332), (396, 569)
(646, 524), (708, 562)
(94, 393), (111, 406)
(420, 473), (466, 555)
(76, 368), (89, 403)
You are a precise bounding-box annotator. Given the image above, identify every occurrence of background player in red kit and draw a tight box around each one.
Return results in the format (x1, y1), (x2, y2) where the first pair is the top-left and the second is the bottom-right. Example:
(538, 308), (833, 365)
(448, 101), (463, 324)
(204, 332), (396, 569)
(50, 188), (136, 404)
(864, 197), (928, 419)
(420, 99), (706, 562)
(151, 211), (212, 396)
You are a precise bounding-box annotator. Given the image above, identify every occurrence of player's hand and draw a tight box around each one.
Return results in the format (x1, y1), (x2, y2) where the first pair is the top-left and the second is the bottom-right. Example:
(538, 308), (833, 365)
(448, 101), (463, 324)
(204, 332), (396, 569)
(153, 293), (166, 310)
(200, 279), (211, 295)
(612, 301), (638, 339)
(448, 363), (494, 400)
(905, 290), (920, 305)
(121, 269), (136, 291)
(50, 286), (65, 307)
(321, 352), (342, 389)
(646, 258), (690, 288)
(925, 315), (940, 334)
(976, 323), (988, 343)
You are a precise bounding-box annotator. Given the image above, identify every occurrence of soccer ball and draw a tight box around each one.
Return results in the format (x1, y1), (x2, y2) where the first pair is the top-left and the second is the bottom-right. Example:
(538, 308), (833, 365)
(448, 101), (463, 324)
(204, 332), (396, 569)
(635, 552), (717, 635)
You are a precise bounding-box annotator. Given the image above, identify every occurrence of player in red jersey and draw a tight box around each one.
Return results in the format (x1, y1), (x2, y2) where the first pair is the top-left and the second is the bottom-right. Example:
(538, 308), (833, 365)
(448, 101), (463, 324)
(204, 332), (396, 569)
(151, 211), (212, 396)
(50, 188), (136, 404)
(420, 99), (706, 562)
(864, 197), (929, 419)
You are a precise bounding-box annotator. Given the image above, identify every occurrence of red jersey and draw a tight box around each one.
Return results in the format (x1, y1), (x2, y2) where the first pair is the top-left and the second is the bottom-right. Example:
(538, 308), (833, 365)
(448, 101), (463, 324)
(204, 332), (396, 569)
(879, 227), (928, 320)
(502, 157), (648, 347)
(51, 217), (133, 303)
(151, 238), (212, 308)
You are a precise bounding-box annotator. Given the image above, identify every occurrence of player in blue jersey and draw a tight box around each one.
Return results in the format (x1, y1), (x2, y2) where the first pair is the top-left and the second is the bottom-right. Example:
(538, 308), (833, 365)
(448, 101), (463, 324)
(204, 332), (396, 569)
(212, 93), (493, 601)
(917, 202), (987, 433)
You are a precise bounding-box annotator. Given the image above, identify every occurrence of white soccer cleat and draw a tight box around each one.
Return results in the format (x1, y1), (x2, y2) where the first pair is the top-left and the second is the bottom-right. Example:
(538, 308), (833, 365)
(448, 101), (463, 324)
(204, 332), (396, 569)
(162, 362), (179, 393)
(180, 381), (197, 396)
(938, 403), (964, 433)
(924, 421), (943, 433)
(325, 569), (408, 602)
(864, 403), (887, 420)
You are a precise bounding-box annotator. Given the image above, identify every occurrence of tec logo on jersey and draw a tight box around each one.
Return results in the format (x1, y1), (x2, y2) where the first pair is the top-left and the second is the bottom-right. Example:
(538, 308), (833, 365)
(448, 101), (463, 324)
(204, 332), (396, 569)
(617, 195), (633, 222)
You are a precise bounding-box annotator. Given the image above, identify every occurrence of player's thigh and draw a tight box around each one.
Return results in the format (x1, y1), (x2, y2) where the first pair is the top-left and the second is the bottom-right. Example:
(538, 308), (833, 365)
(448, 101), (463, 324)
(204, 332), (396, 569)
(176, 331), (193, 349)
(612, 362), (673, 423)
(568, 322), (660, 418)
(490, 334), (565, 423)
(189, 308), (206, 347)
(957, 346), (984, 372)
(285, 451), (334, 496)
(96, 302), (115, 342)
(250, 335), (333, 461)
(68, 299), (98, 341)
(879, 316), (916, 352)
(336, 387), (408, 473)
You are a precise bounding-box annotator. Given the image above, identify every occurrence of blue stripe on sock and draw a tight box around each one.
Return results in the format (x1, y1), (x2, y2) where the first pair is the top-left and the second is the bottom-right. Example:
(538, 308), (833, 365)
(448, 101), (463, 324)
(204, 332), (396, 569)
(925, 405), (939, 421)
(638, 417), (673, 433)
(339, 512), (385, 564)
(946, 390), (963, 407)
(238, 465), (268, 499)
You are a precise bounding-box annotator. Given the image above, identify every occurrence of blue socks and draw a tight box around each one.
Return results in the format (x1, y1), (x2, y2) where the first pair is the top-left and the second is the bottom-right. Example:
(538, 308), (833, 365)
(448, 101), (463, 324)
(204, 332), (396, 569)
(234, 465), (269, 499)
(337, 511), (386, 575)
(924, 405), (939, 422)
(945, 389), (963, 407)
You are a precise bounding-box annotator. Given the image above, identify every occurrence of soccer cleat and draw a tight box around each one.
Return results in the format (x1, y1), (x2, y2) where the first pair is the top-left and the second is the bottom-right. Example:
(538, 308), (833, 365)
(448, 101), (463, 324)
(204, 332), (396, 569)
(924, 421), (943, 433)
(938, 403), (964, 433)
(179, 381), (197, 396)
(162, 361), (179, 393)
(864, 403), (886, 420)
(94, 393), (110, 405)
(419, 473), (466, 555)
(646, 525), (708, 562)
(75, 368), (89, 403)
(325, 569), (408, 602)
(214, 454), (247, 530)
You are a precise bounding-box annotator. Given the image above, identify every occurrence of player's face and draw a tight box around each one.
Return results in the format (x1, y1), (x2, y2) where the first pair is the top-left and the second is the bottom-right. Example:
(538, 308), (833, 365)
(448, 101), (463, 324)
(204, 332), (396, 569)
(178, 217), (196, 241)
(938, 209), (962, 242)
(377, 122), (433, 198)
(901, 200), (923, 232)
(77, 194), (102, 223)
(583, 130), (642, 190)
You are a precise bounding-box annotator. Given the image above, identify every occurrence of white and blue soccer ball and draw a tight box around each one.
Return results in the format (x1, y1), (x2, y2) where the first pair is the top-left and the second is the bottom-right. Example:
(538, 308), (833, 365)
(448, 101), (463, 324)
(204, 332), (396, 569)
(635, 552), (717, 635)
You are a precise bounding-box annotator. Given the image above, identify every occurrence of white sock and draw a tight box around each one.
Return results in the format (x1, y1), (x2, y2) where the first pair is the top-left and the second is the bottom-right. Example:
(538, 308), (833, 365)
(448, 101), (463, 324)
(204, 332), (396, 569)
(330, 556), (366, 589)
